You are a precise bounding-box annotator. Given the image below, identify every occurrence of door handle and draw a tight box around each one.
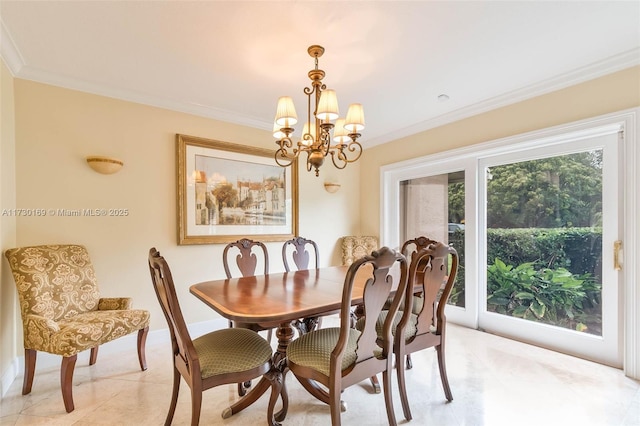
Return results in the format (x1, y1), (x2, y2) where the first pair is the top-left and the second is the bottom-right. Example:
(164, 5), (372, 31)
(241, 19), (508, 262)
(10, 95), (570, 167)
(614, 240), (623, 271)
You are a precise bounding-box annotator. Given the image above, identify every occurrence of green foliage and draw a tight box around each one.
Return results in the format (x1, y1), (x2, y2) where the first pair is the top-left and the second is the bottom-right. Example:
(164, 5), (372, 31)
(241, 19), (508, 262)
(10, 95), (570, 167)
(448, 231), (465, 307)
(486, 258), (600, 332)
(486, 151), (602, 229)
(487, 227), (602, 279)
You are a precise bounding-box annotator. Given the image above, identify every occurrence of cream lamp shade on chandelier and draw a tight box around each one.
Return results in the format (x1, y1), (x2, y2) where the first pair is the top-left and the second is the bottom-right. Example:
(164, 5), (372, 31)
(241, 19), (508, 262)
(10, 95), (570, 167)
(273, 45), (365, 176)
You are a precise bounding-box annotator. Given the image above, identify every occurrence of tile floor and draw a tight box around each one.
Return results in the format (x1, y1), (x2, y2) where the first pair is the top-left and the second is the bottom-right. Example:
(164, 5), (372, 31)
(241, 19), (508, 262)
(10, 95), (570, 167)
(1, 320), (639, 425)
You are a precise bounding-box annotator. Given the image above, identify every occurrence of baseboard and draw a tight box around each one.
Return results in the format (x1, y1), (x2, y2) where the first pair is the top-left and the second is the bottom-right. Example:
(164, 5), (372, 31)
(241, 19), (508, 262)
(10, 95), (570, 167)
(0, 318), (227, 398)
(1, 357), (20, 397)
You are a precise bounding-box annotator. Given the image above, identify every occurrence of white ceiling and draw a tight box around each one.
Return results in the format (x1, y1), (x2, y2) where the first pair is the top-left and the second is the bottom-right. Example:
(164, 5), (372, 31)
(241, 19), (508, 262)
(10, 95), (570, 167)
(1, 1), (639, 148)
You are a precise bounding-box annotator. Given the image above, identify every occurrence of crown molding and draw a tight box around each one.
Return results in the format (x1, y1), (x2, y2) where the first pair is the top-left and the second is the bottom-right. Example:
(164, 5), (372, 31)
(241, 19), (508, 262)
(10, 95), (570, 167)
(0, 18), (24, 76)
(14, 65), (270, 129)
(366, 48), (640, 148)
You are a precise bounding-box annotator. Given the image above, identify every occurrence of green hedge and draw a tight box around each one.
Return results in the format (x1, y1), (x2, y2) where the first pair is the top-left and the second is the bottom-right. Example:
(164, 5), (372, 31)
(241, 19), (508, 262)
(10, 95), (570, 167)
(486, 227), (602, 279)
(446, 227), (601, 307)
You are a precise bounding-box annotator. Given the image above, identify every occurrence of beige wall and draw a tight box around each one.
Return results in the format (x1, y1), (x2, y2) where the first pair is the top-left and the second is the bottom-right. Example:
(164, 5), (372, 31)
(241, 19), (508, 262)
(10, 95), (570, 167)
(0, 60), (18, 393)
(360, 66), (640, 236)
(8, 80), (361, 350)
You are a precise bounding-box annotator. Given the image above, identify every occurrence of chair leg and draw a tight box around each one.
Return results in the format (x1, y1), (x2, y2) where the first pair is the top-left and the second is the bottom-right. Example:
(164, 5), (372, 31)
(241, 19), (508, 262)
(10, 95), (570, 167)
(137, 326), (149, 371)
(396, 354), (412, 421)
(406, 353), (413, 370)
(436, 343), (453, 401)
(89, 346), (98, 365)
(330, 385), (342, 426)
(22, 349), (37, 395)
(61, 355), (78, 413)
(190, 383), (203, 426)
(165, 366), (181, 426)
(369, 374), (381, 394)
(382, 369), (398, 426)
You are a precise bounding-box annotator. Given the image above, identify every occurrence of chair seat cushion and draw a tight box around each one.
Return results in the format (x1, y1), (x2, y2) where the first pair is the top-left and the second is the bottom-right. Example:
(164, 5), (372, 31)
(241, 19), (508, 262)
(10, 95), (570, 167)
(193, 328), (272, 379)
(286, 327), (360, 377)
(383, 294), (424, 314)
(25, 309), (150, 357)
(355, 310), (418, 342)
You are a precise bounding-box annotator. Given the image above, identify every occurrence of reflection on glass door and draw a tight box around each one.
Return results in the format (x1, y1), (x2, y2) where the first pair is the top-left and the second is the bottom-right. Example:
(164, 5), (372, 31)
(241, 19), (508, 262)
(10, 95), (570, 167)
(400, 171), (466, 307)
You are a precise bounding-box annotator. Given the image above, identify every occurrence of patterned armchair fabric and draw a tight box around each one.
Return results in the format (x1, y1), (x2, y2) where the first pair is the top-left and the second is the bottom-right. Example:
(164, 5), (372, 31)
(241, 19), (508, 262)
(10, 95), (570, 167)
(6, 244), (150, 357)
(341, 235), (379, 266)
(5, 244), (150, 413)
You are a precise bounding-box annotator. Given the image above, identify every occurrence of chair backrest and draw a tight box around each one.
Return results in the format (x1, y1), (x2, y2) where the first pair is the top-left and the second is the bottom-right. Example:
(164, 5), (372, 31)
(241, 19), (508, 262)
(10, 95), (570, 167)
(223, 238), (269, 278)
(148, 248), (198, 372)
(401, 236), (438, 260)
(401, 236), (438, 284)
(401, 242), (458, 337)
(341, 235), (378, 266)
(282, 236), (319, 272)
(334, 247), (408, 373)
(5, 244), (100, 321)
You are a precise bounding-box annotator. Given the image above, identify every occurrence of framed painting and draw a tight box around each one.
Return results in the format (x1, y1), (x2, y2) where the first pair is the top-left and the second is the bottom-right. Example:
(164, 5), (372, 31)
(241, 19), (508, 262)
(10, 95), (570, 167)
(177, 134), (298, 245)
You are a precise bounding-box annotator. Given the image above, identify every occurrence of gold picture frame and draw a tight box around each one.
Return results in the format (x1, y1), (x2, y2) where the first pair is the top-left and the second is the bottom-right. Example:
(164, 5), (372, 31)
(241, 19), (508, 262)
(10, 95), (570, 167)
(177, 134), (298, 245)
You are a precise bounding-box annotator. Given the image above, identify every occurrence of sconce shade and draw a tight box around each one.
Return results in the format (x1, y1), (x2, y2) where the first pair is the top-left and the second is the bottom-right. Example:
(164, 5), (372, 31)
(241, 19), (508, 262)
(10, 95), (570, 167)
(86, 156), (124, 174)
(275, 96), (298, 127)
(316, 89), (339, 121)
(324, 182), (341, 193)
(344, 103), (365, 132)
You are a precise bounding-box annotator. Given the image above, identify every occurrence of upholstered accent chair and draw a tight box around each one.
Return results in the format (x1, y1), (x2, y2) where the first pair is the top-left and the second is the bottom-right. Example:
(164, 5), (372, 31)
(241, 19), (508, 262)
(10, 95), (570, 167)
(340, 235), (378, 266)
(148, 248), (281, 426)
(5, 244), (150, 413)
(286, 247), (409, 426)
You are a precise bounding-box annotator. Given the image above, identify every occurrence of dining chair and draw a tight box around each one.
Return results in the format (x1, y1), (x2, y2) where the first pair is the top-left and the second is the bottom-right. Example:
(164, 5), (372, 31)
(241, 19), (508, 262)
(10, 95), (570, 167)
(398, 236), (438, 368)
(222, 238), (274, 396)
(148, 248), (281, 426)
(223, 238), (269, 278)
(282, 236), (324, 335)
(4, 244), (150, 413)
(282, 236), (319, 272)
(394, 242), (458, 420)
(286, 246), (409, 426)
(365, 236), (440, 393)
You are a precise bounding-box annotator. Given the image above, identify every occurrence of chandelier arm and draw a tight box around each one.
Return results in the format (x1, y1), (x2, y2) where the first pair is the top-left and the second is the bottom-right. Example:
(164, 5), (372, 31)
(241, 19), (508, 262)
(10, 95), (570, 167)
(274, 136), (301, 167)
(329, 149), (348, 170)
(275, 151), (296, 167)
(343, 140), (363, 163)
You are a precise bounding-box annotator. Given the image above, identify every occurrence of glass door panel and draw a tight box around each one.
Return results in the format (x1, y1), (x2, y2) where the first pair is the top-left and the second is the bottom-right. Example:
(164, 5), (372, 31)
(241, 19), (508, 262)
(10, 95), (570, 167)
(400, 171), (466, 307)
(485, 151), (603, 334)
(479, 132), (621, 367)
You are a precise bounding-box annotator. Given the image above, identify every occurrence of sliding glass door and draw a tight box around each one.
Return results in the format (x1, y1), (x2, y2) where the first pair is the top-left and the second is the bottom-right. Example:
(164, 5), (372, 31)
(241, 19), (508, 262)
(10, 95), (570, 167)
(478, 133), (621, 366)
(382, 121), (625, 366)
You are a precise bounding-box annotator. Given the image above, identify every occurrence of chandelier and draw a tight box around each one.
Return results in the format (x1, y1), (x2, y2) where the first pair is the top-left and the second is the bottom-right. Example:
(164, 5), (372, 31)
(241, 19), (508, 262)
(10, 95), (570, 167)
(273, 45), (364, 176)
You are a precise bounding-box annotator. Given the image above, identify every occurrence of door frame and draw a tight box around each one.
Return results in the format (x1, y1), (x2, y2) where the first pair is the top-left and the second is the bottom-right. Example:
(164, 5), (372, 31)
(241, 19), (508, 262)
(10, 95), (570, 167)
(380, 108), (639, 377)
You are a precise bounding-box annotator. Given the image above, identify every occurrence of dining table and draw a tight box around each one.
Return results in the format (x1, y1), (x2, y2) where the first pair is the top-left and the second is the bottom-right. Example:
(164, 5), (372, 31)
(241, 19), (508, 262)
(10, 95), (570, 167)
(189, 263), (401, 423)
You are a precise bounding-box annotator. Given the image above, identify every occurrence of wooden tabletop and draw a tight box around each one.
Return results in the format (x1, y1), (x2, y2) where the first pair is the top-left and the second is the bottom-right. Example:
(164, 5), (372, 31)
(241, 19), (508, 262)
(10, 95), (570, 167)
(189, 265), (381, 324)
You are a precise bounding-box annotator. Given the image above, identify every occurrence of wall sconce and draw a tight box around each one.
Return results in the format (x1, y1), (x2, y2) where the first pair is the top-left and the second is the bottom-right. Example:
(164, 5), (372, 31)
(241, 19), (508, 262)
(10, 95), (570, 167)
(86, 156), (124, 174)
(324, 182), (341, 193)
